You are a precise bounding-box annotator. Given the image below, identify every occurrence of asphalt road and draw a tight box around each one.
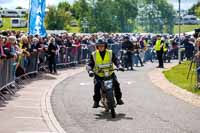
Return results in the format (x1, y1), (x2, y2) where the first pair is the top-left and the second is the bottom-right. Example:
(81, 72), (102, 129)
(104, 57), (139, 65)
(51, 63), (200, 133)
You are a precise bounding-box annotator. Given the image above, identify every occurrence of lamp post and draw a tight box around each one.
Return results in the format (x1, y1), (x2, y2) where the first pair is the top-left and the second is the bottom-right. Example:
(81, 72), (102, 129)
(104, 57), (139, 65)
(178, 0), (181, 64)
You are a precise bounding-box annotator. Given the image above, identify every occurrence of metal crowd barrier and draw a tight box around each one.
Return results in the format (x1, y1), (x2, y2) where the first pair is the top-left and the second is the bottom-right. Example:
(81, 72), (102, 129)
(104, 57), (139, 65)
(0, 43), (121, 97)
(0, 59), (16, 90)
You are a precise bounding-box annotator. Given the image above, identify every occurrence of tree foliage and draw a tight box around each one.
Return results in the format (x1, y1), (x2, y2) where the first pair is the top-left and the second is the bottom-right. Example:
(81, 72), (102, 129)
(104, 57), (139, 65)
(44, 0), (176, 33)
(45, 6), (71, 30)
(137, 0), (175, 34)
(189, 2), (200, 17)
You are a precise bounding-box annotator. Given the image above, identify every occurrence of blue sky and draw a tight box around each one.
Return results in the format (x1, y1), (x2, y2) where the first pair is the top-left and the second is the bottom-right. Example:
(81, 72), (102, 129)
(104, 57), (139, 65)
(169, 0), (199, 10)
(0, 0), (198, 10)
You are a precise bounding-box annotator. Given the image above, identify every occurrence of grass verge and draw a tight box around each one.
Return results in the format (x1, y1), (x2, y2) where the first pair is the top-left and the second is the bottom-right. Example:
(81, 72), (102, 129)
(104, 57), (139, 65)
(174, 24), (200, 34)
(0, 18), (27, 32)
(163, 61), (200, 95)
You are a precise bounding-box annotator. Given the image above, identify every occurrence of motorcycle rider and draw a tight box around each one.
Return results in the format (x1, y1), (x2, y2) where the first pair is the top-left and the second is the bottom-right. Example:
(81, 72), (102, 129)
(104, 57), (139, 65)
(122, 36), (134, 70)
(86, 38), (124, 108)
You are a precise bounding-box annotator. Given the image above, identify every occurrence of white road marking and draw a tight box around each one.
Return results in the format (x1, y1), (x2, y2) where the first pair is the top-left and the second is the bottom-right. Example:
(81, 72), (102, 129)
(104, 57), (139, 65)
(127, 81), (132, 85)
(123, 81), (136, 85)
(80, 82), (91, 86)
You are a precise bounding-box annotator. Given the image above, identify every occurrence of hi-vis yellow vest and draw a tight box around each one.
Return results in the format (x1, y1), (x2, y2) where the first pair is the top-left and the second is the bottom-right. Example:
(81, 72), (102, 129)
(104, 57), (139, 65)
(92, 49), (114, 77)
(155, 39), (161, 51)
(163, 43), (168, 52)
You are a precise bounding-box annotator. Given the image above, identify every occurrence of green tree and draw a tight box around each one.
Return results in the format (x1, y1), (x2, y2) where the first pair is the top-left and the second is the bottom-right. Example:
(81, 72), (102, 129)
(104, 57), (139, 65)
(58, 1), (71, 12)
(156, 0), (175, 34)
(71, 0), (91, 20)
(189, 2), (200, 16)
(195, 6), (200, 17)
(93, 0), (116, 32)
(137, 0), (175, 34)
(88, 0), (138, 32)
(71, 0), (92, 32)
(45, 6), (71, 30)
(115, 0), (138, 32)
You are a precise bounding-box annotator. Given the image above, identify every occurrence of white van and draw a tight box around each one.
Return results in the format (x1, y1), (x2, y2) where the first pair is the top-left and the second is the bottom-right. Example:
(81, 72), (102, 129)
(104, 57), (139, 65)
(11, 18), (27, 28)
(182, 15), (200, 25)
(1, 9), (27, 18)
(0, 18), (3, 27)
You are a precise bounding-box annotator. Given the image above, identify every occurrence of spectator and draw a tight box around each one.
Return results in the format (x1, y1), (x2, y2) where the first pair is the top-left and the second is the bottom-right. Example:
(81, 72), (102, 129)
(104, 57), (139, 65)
(0, 35), (6, 59)
(184, 38), (195, 60)
(48, 37), (58, 74)
(18, 35), (30, 70)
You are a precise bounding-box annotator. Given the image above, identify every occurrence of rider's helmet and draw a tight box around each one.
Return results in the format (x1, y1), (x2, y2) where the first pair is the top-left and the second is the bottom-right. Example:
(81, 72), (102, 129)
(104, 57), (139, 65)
(95, 38), (107, 49)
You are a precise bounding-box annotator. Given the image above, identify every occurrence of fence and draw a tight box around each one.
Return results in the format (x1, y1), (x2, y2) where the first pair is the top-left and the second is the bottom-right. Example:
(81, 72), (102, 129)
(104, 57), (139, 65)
(0, 44), (94, 93)
(0, 59), (15, 91)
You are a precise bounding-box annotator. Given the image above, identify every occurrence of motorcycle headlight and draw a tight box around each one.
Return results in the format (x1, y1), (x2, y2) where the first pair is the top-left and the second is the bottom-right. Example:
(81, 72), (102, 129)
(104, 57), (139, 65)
(105, 71), (109, 77)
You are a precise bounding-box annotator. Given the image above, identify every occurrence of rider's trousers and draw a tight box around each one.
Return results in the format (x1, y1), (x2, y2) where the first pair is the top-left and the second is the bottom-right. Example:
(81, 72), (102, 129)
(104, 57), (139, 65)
(93, 73), (122, 102)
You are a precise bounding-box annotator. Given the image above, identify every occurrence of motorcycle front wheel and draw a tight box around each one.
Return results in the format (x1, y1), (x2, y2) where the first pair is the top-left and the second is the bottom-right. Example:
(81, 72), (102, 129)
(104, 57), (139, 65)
(106, 91), (116, 118)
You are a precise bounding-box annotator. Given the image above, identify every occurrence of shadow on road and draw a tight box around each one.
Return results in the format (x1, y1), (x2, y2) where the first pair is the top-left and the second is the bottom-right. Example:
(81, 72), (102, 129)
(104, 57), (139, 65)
(0, 73), (57, 110)
(95, 111), (133, 121)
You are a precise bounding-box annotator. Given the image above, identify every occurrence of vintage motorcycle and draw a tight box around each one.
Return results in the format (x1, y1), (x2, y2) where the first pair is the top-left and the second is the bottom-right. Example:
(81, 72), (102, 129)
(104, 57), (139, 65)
(120, 49), (133, 70)
(89, 67), (123, 118)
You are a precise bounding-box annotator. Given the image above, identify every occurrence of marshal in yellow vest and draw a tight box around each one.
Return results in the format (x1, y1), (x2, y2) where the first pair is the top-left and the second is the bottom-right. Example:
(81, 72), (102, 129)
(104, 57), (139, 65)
(92, 49), (114, 77)
(155, 39), (162, 51)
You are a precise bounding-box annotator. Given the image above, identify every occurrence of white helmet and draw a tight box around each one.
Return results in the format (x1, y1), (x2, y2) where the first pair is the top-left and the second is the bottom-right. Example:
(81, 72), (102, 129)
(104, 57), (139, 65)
(130, 37), (137, 42)
(161, 37), (165, 41)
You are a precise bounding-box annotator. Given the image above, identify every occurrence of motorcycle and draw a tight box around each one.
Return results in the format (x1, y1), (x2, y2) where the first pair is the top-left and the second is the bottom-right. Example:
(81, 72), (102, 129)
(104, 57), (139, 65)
(120, 49), (133, 70)
(89, 68), (123, 118)
(120, 49), (128, 68)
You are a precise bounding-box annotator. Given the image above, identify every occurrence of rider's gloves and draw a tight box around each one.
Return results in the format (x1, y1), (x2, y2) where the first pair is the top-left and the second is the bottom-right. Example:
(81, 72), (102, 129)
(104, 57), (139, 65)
(86, 65), (92, 71)
(88, 71), (94, 77)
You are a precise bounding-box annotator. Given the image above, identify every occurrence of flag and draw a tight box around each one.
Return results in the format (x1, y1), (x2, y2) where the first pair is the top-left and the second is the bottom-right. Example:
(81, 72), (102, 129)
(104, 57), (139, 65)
(29, 0), (47, 37)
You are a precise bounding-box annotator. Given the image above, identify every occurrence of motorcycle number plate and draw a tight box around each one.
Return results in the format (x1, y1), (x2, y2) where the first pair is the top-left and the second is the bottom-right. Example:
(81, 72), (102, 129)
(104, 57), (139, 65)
(104, 80), (113, 90)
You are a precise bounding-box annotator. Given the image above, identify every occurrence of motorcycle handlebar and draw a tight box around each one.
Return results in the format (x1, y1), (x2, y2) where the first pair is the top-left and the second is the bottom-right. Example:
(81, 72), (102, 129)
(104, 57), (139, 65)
(88, 68), (124, 76)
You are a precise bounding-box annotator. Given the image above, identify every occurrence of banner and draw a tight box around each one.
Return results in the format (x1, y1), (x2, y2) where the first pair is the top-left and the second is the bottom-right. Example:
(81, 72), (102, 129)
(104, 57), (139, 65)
(29, 0), (47, 37)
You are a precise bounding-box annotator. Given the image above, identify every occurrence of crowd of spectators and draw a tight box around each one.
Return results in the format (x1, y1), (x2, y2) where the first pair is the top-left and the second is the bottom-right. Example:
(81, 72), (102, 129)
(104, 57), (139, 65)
(0, 30), (199, 88)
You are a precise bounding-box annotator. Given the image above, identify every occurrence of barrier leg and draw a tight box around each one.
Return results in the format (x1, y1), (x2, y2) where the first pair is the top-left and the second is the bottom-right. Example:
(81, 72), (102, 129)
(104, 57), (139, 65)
(15, 78), (24, 85)
(14, 83), (21, 89)
(5, 86), (15, 95)
(0, 91), (7, 100)
(24, 75), (32, 81)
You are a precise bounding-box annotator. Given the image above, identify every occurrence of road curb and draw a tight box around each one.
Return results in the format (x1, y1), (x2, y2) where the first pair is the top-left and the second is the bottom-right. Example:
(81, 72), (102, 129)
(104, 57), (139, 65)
(41, 68), (85, 133)
(149, 63), (200, 107)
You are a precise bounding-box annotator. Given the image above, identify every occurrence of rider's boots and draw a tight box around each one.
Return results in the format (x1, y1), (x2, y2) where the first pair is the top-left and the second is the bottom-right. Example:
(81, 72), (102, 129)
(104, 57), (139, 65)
(93, 101), (100, 108)
(117, 99), (124, 105)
